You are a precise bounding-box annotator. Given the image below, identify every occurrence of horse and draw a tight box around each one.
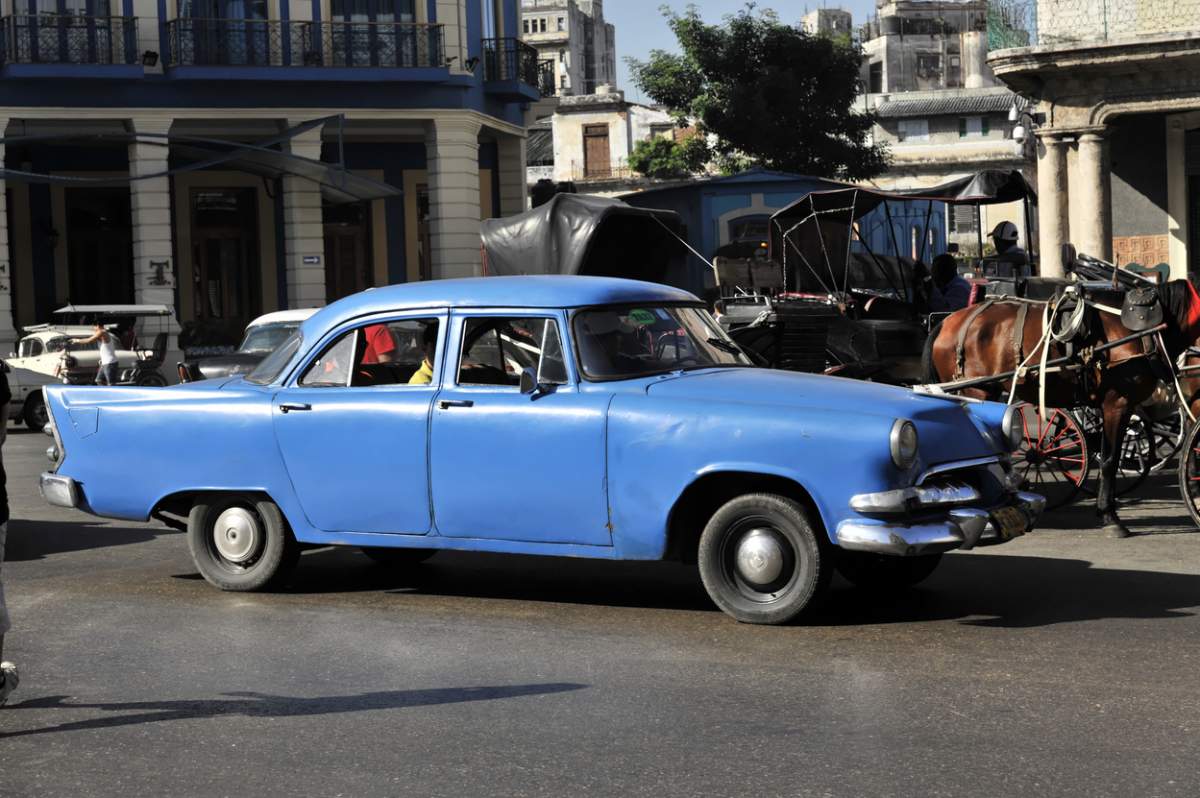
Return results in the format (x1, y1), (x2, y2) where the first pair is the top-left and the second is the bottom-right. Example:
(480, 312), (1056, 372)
(924, 279), (1200, 538)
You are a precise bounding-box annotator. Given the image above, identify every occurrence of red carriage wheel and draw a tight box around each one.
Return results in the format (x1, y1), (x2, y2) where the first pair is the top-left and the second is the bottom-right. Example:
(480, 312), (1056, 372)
(1176, 417), (1200, 530)
(1014, 405), (1090, 511)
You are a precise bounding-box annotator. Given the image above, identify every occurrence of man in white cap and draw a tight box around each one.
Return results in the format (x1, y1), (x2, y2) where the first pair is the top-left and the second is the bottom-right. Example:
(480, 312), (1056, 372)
(988, 221), (1029, 273)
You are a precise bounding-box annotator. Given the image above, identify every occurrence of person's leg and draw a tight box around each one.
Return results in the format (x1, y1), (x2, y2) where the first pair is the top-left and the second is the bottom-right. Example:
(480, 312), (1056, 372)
(0, 521), (16, 705)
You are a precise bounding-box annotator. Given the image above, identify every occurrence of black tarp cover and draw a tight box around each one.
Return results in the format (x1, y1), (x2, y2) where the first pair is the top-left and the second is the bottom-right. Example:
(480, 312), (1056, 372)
(768, 169), (1037, 293)
(481, 194), (687, 284)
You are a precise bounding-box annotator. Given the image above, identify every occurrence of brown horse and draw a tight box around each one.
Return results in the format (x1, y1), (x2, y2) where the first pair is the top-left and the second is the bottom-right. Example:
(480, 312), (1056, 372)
(925, 281), (1200, 537)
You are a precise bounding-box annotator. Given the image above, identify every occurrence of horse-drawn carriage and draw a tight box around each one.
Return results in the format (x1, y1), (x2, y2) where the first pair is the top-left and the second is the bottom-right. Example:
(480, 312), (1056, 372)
(480, 180), (1200, 533)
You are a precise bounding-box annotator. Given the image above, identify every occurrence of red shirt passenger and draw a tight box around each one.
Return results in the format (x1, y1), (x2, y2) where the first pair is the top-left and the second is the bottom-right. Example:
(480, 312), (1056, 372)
(360, 324), (397, 364)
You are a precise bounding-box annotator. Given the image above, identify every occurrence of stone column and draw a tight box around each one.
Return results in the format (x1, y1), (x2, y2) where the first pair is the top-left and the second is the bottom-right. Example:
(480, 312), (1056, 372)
(1036, 131), (1071, 278)
(426, 116), (483, 279)
(280, 120), (326, 308)
(127, 117), (181, 347)
(496, 133), (528, 217)
(1074, 130), (1113, 263)
(0, 118), (16, 354)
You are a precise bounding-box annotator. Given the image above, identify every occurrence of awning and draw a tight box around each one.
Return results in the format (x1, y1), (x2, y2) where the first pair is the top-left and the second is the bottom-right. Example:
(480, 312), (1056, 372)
(0, 117), (402, 204)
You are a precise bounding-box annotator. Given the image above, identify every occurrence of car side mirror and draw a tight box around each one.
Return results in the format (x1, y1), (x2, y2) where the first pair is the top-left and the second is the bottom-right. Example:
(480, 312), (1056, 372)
(519, 366), (538, 395)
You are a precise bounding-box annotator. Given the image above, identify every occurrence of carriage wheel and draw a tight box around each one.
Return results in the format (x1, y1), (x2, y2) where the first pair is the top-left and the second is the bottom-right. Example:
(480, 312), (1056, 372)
(1013, 405), (1090, 511)
(1146, 407), (1188, 474)
(1076, 407), (1154, 499)
(1175, 417), (1200, 531)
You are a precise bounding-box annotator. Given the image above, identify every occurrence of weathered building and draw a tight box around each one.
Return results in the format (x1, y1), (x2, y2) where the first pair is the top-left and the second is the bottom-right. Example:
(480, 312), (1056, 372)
(0, 0), (540, 354)
(802, 8), (852, 38)
(990, 0), (1200, 277)
(528, 91), (676, 194)
(859, 0), (1033, 254)
(519, 0), (615, 96)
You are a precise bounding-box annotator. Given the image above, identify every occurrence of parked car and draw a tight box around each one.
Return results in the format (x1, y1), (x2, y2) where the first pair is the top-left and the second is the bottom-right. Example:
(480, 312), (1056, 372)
(178, 309), (318, 382)
(38, 276), (1043, 624)
(10, 304), (177, 385)
(4, 360), (60, 430)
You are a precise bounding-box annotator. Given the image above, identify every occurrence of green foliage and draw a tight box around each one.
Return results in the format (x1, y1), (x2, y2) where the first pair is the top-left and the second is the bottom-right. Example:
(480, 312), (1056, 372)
(627, 4), (889, 181)
(628, 134), (708, 179)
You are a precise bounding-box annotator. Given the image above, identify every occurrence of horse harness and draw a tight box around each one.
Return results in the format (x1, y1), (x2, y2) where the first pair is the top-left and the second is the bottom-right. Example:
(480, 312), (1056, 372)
(952, 287), (1163, 394)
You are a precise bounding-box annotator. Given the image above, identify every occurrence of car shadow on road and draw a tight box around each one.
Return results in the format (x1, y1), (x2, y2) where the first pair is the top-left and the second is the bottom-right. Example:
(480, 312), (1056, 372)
(0, 682), (587, 739)
(817, 552), (1200, 628)
(284, 548), (1200, 629)
(5, 519), (182, 562)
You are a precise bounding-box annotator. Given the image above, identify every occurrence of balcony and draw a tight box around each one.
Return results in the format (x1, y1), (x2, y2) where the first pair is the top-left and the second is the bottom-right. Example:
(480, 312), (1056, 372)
(0, 14), (140, 75)
(166, 18), (446, 78)
(481, 36), (543, 101)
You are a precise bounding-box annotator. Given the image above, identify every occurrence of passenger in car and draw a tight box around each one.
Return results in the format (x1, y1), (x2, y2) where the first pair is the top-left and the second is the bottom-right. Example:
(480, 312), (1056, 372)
(407, 323), (438, 385)
(360, 324), (398, 364)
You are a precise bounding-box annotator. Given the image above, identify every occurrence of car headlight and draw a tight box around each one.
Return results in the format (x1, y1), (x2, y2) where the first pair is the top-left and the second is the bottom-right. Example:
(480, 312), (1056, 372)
(1001, 405), (1024, 451)
(890, 419), (919, 469)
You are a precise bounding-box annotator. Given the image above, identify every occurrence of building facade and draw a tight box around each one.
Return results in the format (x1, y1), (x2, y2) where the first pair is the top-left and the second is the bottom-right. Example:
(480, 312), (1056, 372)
(990, 0), (1200, 278)
(859, 0), (1033, 254)
(519, 0), (614, 97)
(801, 8), (852, 39)
(0, 0), (541, 352)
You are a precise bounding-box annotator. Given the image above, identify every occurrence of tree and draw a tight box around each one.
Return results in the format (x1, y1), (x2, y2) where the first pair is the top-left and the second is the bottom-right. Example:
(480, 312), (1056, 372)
(628, 4), (889, 181)
(628, 134), (708, 179)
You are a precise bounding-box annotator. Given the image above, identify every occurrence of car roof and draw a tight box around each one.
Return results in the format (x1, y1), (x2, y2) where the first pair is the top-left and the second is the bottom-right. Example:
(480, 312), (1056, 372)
(301, 276), (701, 336)
(247, 308), (319, 328)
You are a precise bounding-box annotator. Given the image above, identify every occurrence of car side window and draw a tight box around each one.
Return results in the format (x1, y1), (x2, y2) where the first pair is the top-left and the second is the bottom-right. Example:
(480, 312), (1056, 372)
(458, 317), (568, 387)
(298, 318), (441, 388)
(22, 339), (43, 358)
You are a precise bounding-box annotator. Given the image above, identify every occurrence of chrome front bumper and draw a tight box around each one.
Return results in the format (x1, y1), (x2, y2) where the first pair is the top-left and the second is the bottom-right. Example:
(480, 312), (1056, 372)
(40, 473), (81, 508)
(836, 491), (1045, 557)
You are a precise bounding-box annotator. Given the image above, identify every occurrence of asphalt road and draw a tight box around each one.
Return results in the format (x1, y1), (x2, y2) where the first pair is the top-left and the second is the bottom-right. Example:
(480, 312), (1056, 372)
(1, 427), (1199, 797)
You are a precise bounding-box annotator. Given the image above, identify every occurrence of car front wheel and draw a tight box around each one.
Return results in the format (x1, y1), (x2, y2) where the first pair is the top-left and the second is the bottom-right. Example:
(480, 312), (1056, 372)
(697, 493), (831, 625)
(188, 494), (299, 591)
(836, 551), (943, 591)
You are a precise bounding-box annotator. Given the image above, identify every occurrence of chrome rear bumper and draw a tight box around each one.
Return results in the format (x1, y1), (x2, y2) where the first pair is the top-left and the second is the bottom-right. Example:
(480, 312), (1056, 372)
(835, 491), (1045, 557)
(40, 473), (81, 508)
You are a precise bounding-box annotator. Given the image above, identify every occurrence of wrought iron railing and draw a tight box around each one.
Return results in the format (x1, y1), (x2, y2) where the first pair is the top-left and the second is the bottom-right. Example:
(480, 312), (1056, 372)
(482, 36), (541, 90)
(0, 14), (137, 64)
(167, 18), (444, 68)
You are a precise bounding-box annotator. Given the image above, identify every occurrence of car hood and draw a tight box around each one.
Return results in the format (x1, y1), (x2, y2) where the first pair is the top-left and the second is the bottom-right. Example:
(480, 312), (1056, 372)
(645, 368), (999, 465)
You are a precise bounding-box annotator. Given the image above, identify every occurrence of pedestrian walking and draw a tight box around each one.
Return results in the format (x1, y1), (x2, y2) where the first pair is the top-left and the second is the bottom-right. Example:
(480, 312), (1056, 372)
(0, 361), (18, 705)
(82, 321), (120, 386)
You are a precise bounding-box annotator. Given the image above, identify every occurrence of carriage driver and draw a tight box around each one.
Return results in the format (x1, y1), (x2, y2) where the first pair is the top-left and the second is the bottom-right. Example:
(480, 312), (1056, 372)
(986, 221), (1030, 272)
(928, 254), (971, 312)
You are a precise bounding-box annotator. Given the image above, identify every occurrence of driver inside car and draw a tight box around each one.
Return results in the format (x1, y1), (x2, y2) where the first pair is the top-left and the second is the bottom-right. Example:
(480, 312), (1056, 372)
(576, 311), (648, 378)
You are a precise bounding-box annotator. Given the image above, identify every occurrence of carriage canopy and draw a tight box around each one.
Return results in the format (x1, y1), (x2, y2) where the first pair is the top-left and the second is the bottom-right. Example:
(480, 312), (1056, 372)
(480, 194), (691, 287)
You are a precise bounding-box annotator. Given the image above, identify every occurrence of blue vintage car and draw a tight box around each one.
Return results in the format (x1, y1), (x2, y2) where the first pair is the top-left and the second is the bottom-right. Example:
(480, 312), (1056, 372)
(39, 276), (1043, 624)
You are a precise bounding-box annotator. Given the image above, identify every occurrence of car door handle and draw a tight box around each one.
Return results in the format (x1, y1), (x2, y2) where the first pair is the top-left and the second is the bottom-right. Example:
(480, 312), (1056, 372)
(438, 399), (474, 409)
(279, 402), (312, 414)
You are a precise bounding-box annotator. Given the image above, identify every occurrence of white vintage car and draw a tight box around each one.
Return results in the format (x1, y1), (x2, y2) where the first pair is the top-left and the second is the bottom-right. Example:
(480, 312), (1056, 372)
(8, 304), (177, 385)
(4, 360), (58, 430)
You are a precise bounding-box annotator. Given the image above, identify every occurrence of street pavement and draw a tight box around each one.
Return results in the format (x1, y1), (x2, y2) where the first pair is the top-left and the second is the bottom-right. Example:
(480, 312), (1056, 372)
(1, 427), (1199, 797)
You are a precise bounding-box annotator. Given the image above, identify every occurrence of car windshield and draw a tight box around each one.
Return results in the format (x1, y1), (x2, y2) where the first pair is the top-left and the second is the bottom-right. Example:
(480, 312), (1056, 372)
(572, 305), (752, 381)
(246, 332), (302, 385)
(239, 322), (300, 354)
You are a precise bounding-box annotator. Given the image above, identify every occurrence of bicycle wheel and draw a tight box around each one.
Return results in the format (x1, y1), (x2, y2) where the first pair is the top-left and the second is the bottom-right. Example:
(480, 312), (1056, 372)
(1013, 405), (1090, 511)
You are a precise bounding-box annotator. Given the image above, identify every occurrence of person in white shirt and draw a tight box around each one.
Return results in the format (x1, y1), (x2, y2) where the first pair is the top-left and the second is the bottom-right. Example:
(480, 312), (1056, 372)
(81, 322), (120, 385)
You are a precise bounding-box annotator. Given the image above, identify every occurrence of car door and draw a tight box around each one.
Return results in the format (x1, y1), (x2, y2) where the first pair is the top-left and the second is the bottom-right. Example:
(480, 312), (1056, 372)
(271, 312), (446, 534)
(429, 311), (612, 546)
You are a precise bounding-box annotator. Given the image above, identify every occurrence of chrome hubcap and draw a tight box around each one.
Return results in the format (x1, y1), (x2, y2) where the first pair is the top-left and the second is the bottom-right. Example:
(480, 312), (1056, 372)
(212, 507), (261, 563)
(734, 528), (785, 587)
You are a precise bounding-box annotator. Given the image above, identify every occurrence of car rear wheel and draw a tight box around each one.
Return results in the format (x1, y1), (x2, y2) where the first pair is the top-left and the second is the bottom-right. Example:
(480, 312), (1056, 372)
(360, 547), (436, 567)
(836, 551), (943, 590)
(188, 494), (299, 591)
(23, 392), (48, 431)
(697, 493), (831, 625)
